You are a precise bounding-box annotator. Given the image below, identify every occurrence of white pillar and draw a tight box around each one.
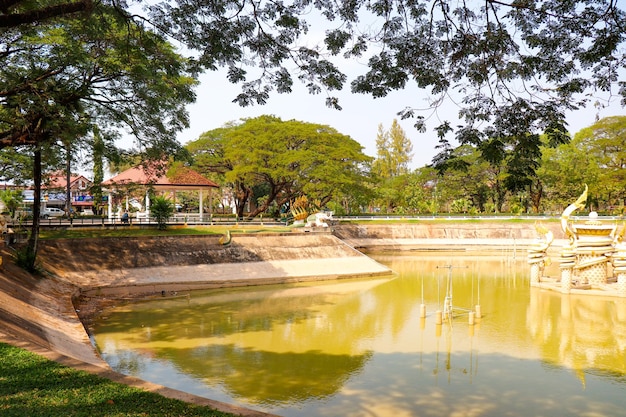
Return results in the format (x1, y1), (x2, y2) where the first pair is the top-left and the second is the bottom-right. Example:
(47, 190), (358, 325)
(199, 189), (204, 219)
(145, 190), (150, 216)
(209, 189), (213, 216)
(107, 191), (113, 219)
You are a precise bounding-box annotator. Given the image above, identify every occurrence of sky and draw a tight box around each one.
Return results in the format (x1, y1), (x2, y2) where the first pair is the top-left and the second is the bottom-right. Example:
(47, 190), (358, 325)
(175, 69), (625, 170)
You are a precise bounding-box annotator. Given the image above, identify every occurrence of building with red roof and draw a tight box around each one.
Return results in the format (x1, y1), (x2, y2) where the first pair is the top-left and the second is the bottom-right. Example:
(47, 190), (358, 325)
(101, 162), (219, 220)
(41, 172), (94, 213)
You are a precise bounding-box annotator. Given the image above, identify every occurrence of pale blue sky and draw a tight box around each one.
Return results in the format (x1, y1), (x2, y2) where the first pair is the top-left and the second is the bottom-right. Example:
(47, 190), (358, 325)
(177, 70), (625, 170)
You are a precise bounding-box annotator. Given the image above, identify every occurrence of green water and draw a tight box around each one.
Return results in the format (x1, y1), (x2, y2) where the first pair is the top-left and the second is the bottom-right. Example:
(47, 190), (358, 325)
(91, 252), (626, 416)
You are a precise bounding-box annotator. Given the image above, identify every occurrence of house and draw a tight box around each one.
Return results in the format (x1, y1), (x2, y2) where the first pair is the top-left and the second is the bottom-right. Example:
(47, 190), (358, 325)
(41, 172), (94, 214)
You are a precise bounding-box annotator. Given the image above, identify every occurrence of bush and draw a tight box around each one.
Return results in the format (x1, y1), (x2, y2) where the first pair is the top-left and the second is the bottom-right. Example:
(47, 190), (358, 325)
(14, 246), (37, 272)
(150, 196), (175, 230)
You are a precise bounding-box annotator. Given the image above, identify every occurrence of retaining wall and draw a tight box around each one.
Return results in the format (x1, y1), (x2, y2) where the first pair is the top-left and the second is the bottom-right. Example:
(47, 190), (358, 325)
(333, 222), (566, 250)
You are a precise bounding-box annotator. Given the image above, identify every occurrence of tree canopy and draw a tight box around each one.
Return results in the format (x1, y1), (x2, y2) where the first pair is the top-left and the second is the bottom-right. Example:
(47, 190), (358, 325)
(0, 3), (197, 269)
(187, 115), (372, 218)
(0, 5), (197, 152)
(5, 1), (624, 151)
(145, 0), (624, 167)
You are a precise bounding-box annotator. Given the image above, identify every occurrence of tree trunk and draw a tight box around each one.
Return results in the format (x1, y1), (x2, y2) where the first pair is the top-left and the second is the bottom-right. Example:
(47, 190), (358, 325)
(26, 148), (42, 271)
(65, 142), (71, 215)
(247, 187), (280, 219)
(234, 182), (250, 219)
(530, 180), (543, 214)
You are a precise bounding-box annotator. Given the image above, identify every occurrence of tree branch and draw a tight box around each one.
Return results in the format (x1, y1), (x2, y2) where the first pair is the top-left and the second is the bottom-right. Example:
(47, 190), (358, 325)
(0, 0), (93, 28)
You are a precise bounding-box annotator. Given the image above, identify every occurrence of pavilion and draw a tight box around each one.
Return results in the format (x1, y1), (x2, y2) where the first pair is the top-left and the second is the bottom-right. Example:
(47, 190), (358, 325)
(101, 163), (219, 220)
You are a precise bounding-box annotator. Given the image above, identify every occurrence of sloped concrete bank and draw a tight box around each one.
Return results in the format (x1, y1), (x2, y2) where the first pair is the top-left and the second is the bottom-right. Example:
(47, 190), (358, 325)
(37, 232), (393, 296)
(333, 222), (567, 250)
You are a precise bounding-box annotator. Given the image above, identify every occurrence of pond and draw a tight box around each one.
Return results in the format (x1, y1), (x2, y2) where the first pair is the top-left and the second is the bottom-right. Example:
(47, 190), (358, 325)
(90, 251), (626, 417)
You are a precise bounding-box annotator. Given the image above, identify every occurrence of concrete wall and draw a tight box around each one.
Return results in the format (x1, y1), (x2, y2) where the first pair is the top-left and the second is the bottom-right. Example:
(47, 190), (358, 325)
(333, 222), (566, 250)
(37, 232), (363, 275)
(37, 223), (565, 277)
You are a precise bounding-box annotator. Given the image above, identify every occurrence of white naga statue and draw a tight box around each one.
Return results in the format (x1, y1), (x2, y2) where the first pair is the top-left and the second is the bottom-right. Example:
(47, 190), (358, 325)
(530, 185), (626, 296)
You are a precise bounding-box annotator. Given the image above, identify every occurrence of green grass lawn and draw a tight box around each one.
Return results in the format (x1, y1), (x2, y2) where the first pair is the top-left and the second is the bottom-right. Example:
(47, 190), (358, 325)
(0, 343), (240, 417)
(39, 225), (293, 240)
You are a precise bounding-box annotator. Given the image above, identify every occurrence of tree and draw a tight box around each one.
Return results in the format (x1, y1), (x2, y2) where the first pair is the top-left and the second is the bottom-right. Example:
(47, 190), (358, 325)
(0, 189), (23, 218)
(371, 120), (414, 211)
(537, 141), (600, 213)
(0, 5), (197, 269)
(372, 120), (413, 179)
(0, 147), (31, 185)
(569, 116), (626, 210)
(90, 127), (105, 215)
(188, 115), (372, 219)
(150, 196), (174, 230)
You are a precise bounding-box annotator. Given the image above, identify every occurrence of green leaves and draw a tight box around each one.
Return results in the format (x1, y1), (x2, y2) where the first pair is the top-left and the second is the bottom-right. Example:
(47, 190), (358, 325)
(0, 4), (198, 151)
(150, 196), (175, 230)
(187, 115), (372, 218)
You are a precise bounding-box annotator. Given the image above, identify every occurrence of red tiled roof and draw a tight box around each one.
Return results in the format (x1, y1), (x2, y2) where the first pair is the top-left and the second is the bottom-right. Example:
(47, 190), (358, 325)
(43, 173), (91, 190)
(102, 164), (218, 188)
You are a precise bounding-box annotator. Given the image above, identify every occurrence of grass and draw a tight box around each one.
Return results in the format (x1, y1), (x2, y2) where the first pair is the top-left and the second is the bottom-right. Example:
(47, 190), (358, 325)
(39, 225), (294, 240)
(0, 343), (239, 417)
(36, 218), (560, 239)
(336, 217), (561, 225)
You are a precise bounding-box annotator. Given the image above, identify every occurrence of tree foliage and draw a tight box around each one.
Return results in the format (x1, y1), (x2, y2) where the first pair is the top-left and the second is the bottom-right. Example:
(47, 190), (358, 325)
(0, 189), (23, 218)
(150, 195), (175, 230)
(146, 0), (624, 172)
(187, 115), (372, 218)
(372, 120), (413, 179)
(569, 116), (626, 209)
(0, 4), (197, 268)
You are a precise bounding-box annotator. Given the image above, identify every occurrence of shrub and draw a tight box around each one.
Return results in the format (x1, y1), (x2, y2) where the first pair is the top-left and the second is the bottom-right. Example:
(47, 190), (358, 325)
(151, 196), (175, 230)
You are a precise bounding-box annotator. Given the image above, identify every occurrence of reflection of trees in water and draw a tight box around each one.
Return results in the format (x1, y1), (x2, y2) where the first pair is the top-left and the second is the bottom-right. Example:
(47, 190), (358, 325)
(92, 253), (626, 414)
(161, 345), (372, 405)
(94, 279), (399, 404)
(528, 288), (626, 379)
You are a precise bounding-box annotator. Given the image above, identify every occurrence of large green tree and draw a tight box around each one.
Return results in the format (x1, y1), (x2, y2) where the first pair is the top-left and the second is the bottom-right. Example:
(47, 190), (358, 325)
(0, 5), (197, 268)
(4, 0), (625, 171)
(570, 116), (626, 210)
(150, 0), (623, 168)
(537, 140), (600, 213)
(188, 115), (372, 219)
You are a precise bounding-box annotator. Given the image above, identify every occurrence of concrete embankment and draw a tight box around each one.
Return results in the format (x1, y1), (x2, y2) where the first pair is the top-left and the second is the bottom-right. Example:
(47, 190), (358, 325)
(37, 232), (392, 296)
(333, 222), (566, 251)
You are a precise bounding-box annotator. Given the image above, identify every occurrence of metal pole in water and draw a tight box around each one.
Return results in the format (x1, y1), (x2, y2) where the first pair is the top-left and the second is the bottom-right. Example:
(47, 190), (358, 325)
(475, 304), (482, 319)
(420, 273), (426, 318)
(475, 275), (481, 318)
(420, 303), (427, 318)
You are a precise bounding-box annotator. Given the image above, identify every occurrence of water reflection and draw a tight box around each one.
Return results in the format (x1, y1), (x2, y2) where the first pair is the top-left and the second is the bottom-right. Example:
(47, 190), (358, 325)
(91, 252), (626, 416)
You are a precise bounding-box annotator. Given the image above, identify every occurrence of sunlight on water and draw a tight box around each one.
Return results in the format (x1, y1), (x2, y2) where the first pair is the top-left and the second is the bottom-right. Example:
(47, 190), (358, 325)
(91, 251), (626, 417)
